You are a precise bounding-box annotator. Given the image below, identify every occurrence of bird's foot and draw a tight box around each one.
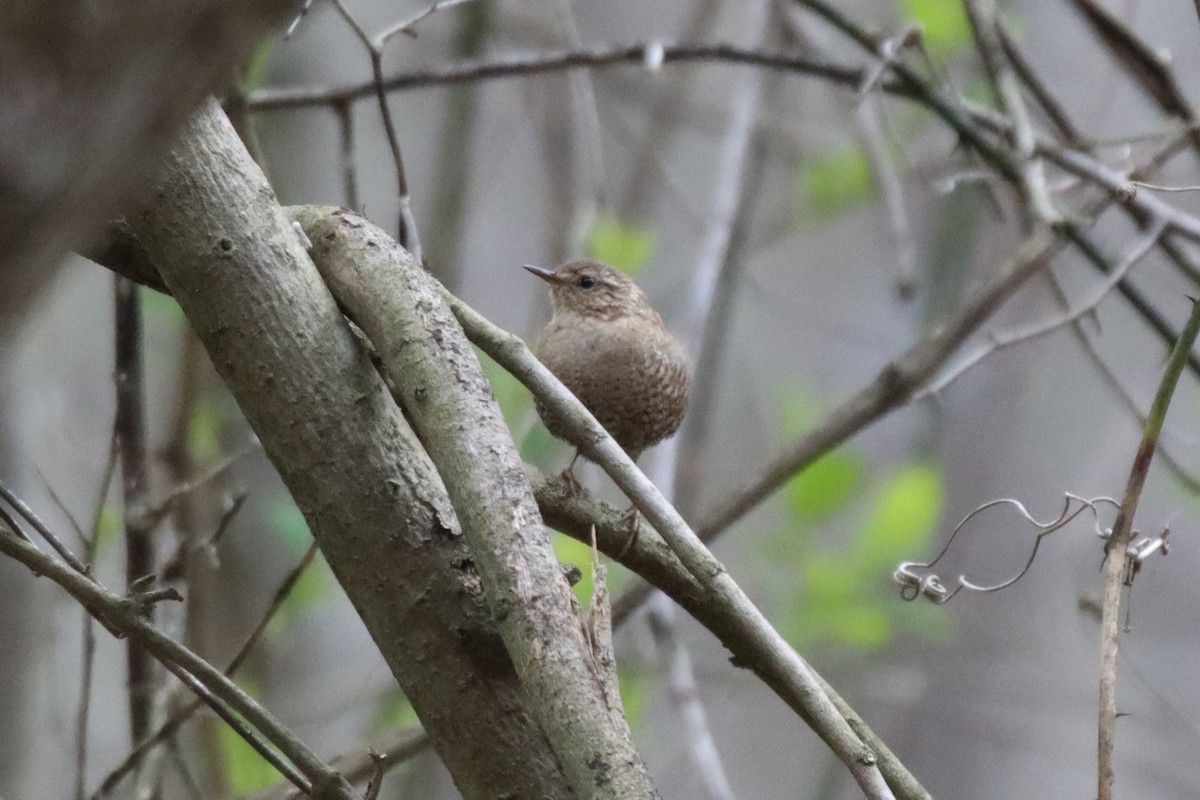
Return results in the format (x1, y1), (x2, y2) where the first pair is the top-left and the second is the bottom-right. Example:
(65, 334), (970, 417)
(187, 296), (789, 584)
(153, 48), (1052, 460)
(560, 466), (583, 495)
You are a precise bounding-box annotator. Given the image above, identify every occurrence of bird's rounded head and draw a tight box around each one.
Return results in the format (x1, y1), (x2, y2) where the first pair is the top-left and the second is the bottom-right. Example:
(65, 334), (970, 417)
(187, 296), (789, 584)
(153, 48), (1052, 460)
(524, 259), (653, 321)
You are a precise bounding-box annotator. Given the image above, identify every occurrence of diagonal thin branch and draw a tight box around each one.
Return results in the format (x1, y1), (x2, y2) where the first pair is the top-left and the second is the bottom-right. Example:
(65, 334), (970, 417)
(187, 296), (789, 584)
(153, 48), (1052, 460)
(93, 541), (320, 798)
(0, 526), (361, 799)
(918, 219), (1167, 399)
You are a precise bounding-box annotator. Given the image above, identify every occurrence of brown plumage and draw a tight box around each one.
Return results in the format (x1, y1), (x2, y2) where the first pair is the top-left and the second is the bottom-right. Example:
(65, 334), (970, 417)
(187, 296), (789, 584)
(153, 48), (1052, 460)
(525, 259), (691, 467)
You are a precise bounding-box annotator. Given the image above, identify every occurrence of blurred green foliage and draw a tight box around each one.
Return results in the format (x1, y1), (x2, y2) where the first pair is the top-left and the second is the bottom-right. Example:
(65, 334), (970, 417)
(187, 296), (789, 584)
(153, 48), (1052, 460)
(786, 452), (864, 524)
(800, 147), (875, 219)
(617, 663), (648, 728)
(263, 496), (331, 636)
(552, 531), (633, 610)
(187, 394), (227, 464)
(587, 213), (655, 274)
(93, 503), (123, 552)
(766, 391), (950, 651)
(898, 0), (972, 50)
(140, 284), (184, 324)
(374, 688), (422, 730)
(238, 37), (277, 93)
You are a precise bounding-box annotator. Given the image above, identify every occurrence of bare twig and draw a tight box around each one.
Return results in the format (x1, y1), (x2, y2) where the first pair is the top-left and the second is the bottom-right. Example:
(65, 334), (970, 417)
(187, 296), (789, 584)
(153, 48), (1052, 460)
(333, 100), (360, 210)
(963, 0), (1058, 224)
(1059, 286), (1200, 494)
(157, 655), (310, 793)
(375, 0), (478, 45)
(995, 22), (1080, 145)
(114, 275), (159, 764)
(93, 541), (320, 798)
(284, 0), (316, 39)
(639, 4), (773, 794)
(166, 739), (204, 800)
(473, 330), (897, 797)
(0, 478), (90, 573)
(685, 225), (1060, 563)
(1069, 0), (1200, 154)
(918, 219), (1167, 398)
(1045, 147), (1200, 244)
(299, 207), (659, 798)
(551, 0), (606, 257)
(425, 0), (491, 287)
(84, 208), (930, 800)
(296, 206), (897, 798)
(1129, 180), (1200, 193)
(856, 94), (918, 296)
(0, 525), (361, 799)
(328, 0), (424, 260)
(1097, 298), (1200, 800)
(75, 591), (98, 800)
(619, 0), (722, 217)
(246, 44), (889, 110)
(143, 441), (259, 531)
(76, 432), (120, 800)
(647, 597), (738, 800)
(245, 727), (430, 800)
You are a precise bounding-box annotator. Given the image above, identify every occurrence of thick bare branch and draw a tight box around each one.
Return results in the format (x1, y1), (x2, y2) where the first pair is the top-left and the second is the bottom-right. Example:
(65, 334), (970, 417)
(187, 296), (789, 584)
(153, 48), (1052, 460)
(85, 210), (927, 800)
(125, 99), (575, 799)
(293, 205), (660, 799)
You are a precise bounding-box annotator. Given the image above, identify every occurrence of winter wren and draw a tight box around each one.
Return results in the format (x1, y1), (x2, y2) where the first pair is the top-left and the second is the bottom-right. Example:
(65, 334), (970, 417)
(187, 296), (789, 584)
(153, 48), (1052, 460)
(525, 259), (691, 477)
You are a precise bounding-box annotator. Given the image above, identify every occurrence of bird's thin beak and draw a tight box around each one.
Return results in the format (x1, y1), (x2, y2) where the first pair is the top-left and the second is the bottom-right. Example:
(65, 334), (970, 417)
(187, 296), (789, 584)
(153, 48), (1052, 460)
(523, 264), (558, 283)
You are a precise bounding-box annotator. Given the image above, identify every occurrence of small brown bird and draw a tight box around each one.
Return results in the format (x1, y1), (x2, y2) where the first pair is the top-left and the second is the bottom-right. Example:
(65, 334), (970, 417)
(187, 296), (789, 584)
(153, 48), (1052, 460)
(525, 259), (691, 488)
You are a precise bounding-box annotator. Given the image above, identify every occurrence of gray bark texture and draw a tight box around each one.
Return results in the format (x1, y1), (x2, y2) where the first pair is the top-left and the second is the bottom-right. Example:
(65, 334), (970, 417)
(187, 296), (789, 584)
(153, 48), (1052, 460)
(127, 99), (579, 799)
(295, 205), (661, 799)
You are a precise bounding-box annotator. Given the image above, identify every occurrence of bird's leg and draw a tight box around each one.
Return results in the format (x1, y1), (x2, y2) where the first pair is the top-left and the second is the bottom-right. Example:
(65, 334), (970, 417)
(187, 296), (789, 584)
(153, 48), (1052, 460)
(615, 505), (640, 559)
(560, 449), (583, 495)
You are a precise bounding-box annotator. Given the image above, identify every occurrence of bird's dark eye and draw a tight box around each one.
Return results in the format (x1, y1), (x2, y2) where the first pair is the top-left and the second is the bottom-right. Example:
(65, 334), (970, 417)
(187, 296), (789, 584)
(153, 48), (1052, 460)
(577, 275), (596, 289)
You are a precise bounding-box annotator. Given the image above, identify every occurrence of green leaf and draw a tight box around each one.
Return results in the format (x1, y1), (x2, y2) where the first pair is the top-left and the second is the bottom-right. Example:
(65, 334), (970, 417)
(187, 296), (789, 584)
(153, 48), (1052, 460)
(800, 146), (875, 218)
(587, 214), (654, 274)
(855, 463), (943, 568)
(785, 452), (865, 523)
(898, 0), (972, 50)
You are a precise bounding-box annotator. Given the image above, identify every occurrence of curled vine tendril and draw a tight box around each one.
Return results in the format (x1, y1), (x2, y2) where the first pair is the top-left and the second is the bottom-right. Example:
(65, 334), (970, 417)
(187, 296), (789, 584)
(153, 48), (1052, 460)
(894, 493), (1123, 604)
